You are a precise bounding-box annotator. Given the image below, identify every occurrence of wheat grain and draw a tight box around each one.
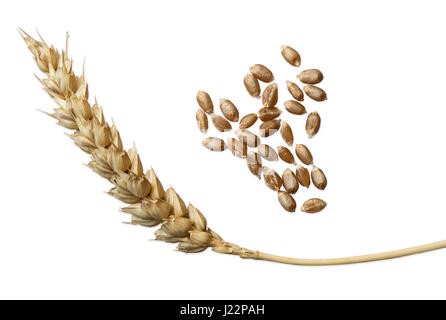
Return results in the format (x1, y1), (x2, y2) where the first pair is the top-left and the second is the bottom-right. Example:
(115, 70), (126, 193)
(239, 113), (258, 129)
(282, 169), (299, 194)
(235, 129), (260, 148)
(259, 119), (281, 137)
(296, 165), (310, 188)
(277, 146), (296, 164)
(263, 167), (283, 191)
(257, 143), (278, 162)
(284, 100), (306, 115)
(257, 107), (281, 122)
(281, 45), (301, 67)
(196, 109), (208, 133)
(196, 91), (214, 114)
(299, 69), (324, 84)
(220, 98), (239, 122)
(280, 121), (294, 146)
(301, 198), (327, 213)
(306, 111), (321, 138)
(202, 137), (226, 152)
(262, 83), (278, 108)
(211, 114), (232, 132)
(244, 74), (260, 98)
(250, 64), (274, 83)
(311, 166), (327, 190)
(227, 138), (247, 158)
(246, 151), (262, 179)
(295, 144), (313, 165)
(278, 191), (297, 212)
(22, 30), (446, 266)
(304, 85), (327, 102)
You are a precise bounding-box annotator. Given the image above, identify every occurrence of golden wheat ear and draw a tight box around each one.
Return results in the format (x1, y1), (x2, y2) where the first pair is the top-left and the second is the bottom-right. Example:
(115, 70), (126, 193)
(21, 29), (446, 266)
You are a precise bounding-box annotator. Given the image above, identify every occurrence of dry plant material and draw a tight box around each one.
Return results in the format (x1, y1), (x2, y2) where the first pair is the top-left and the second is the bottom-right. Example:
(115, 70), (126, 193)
(239, 113), (258, 129)
(278, 191), (297, 212)
(299, 69), (324, 84)
(246, 151), (262, 178)
(196, 109), (208, 133)
(259, 119), (281, 137)
(284, 100), (307, 115)
(263, 167), (283, 191)
(282, 169), (299, 194)
(295, 144), (313, 165)
(26, 30), (446, 266)
(277, 146), (296, 164)
(262, 83), (278, 108)
(244, 74), (261, 98)
(301, 198), (327, 213)
(202, 137), (226, 152)
(304, 85), (327, 102)
(196, 91), (214, 114)
(280, 121), (294, 146)
(227, 138), (247, 158)
(296, 165), (310, 188)
(250, 64), (274, 83)
(257, 144), (278, 162)
(286, 80), (304, 101)
(306, 112), (321, 138)
(235, 129), (260, 148)
(311, 166), (327, 190)
(257, 107), (281, 121)
(220, 99), (239, 122)
(211, 114), (232, 132)
(281, 45), (301, 67)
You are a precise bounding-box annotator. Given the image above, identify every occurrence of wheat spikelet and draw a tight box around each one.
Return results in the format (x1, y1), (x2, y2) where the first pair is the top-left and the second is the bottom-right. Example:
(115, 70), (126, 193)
(21, 30), (446, 266)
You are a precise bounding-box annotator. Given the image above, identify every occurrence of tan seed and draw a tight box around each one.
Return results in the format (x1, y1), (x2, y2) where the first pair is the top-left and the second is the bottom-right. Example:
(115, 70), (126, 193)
(299, 69), (324, 84)
(301, 198), (327, 213)
(227, 138), (247, 158)
(262, 83), (278, 108)
(286, 80), (304, 101)
(246, 151), (262, 179)
(250, 64), (274, 83)
(235, 129), (260, 148)
(306, 111), (321, 138)
(258, 107), (281, 121)
(195, 109), (208, 133)
(277, 146), (296, 164)
(282, 168), (299, 194)
(304, 85), (327, 102)
(263, 167), (283, 191)
(281, 45), (301, 67)
(211, 114), (232, 132)
(295, 144), (313, 165)
(239, 113), (258, 129)
(278, 191), (297, 212)
(284, 100), (306, 115)
(259, 119), (281, 137)
(296, 165), (310, 188)
(202, 137), (226, 152)
(220, 99), (239, 122)
(196, 91), (214, 114)
(244, 74), (261, 98)
(311, 166), (327, 190)
(257, 144), (278, 161)
(280, 121), (294, 146)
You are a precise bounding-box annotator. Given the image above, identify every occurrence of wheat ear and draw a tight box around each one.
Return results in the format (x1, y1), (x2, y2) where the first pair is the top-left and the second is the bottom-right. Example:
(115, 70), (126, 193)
(20, 29), (446, 266)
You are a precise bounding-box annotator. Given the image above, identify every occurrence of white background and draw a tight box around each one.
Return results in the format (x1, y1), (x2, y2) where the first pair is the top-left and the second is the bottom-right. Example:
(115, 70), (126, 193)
(1, 0), (446, 299)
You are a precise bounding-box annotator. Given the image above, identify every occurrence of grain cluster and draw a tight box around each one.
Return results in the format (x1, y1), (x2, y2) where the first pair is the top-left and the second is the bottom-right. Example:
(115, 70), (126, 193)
(196, 45), (328, 213)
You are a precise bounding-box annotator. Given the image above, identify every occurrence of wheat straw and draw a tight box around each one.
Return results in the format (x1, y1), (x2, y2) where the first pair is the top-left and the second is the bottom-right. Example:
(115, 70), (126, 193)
(20, 30), (446, 266)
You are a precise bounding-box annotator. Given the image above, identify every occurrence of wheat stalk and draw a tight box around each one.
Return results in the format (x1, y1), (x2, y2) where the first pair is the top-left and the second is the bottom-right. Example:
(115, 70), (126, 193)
(20, 29), (446, 266)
